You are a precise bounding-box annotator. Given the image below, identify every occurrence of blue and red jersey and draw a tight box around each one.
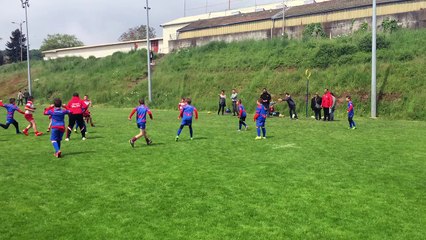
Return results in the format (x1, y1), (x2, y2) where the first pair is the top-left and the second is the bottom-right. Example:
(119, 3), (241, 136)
(347, 101), (354, 117)
(180, 105), (198, 121)
(254, 104), (267, 122)
(44, 107), (70, 131)
(238, 104), (247, 118)
(1, 103), (24, 121)
(129, 104), (152, 124)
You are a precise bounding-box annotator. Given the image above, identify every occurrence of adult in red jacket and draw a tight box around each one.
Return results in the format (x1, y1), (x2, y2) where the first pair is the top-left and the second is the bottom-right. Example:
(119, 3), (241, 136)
(66, 92), (88, 140)
(321, 88), (333, 121)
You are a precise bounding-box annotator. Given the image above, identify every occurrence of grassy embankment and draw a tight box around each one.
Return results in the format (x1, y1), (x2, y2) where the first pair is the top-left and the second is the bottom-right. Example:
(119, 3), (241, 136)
(0, 29), (425, 119)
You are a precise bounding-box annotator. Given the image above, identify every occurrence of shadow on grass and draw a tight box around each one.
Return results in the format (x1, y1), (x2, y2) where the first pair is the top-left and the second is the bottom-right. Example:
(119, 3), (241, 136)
(65, 151), (96, 156)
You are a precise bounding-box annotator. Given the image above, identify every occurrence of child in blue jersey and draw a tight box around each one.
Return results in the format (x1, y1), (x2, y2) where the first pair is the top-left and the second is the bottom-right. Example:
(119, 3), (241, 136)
(253, 98), (267, 140)
(175, 98), (198, 141)
(44, 98), (70, 158)
(128, 99), (153, 147)
(346, 96), (356, 129)
(237, 99), (248, 131)
(0, 98), (25, 134)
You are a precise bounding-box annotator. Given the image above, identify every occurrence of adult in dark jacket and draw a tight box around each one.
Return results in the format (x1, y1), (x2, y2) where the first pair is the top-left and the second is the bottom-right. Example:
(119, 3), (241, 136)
(260, 88), (271, 115)
(311, 93), (322, 120)
(284, 93), (298, 119)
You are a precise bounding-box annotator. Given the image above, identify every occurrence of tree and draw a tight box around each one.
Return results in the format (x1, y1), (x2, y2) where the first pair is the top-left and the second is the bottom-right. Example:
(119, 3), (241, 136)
(40, 34), (84, 51)
(5, 29), (27, 63)
(0, 50), (4, 66)
(30, 49), (43, 61)
(118, 25), (156, 41)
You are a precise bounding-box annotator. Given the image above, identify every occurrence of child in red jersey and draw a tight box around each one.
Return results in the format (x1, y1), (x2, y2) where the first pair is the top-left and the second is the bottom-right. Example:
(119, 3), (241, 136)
(0, 98), (25, 134)
(83, 95), (95, 127)
(128, 99), (153, 147)
(22, 96), (43, 136)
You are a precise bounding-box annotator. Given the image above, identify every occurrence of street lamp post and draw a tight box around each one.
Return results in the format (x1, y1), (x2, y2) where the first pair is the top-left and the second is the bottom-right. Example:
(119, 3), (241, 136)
(145, 0), (152, 102)
(21, 0), (32, 96)
(371, 0), (377, 118)
(11, 21), (25, 62)
(282, 0), (287, 36)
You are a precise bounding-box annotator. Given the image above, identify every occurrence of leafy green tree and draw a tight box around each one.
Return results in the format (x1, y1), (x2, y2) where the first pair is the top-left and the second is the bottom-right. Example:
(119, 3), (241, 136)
(30, 49), (43, 61)
(40, 34), (84, 51)
(5, 29), (27, 63)
(118, 25), (156, 41)
(303, 23), (326, 40)
(381, 18), (400, 33)
(0, 50), (4, 66)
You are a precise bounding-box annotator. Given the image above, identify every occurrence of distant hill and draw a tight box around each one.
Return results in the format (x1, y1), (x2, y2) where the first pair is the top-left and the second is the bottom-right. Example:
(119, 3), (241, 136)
(0, 29), (425, 120)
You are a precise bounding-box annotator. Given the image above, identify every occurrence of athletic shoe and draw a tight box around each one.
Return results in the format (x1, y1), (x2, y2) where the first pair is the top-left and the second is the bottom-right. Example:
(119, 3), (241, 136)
(129, 139), (135, 148)
(175, 136), (179, 142)
(46, 128), (50, 132)
(57, 151), (62, 158)
(22, 129), (28, 136)
(82, 137), (86, 141)
(35, 132), (43, 136)
(255, 136), (262, 140)
(245, 126), (248, 131)
(147, 139), (153, 145)
(74, 129), (77, 133)
(352, 127), (357, 130)
(263, 137), (267, 139)
(190, 138), (193, 140)
(65, 138), (70, 141)
(54, 151), (62, 158)
(238, 129), (241, 132)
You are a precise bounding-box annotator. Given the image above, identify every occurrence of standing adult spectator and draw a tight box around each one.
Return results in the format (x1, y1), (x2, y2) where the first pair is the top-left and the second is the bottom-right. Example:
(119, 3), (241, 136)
(217, 90), (226, 115)
(231, 89), (238, 116)
(260, 88), (271, 115)
(65, 93), (88, 141)
(310, 93), (322, 120)
(321, 88), (333, 121)
(23, 89), (30, 104)
(329, 92), (337, 121)
(17, 91), (24, 106)
(284, 93), (298, 119)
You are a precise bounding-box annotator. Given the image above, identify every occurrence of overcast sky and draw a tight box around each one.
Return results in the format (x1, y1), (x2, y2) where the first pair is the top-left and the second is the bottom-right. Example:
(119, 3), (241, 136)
(0, 0), (279, 49)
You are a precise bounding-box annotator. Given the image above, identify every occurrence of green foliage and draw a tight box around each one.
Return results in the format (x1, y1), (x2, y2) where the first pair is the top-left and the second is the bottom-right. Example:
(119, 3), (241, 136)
(381, 17), (400, 33)
(303, 23), (326, 40)
(0, 50), (4, 66)
(358, 34), (390, 52)
(40, 34), (84, 52)
(30, 49), (43, 61)
(118, 25), (156, 41)
(5, 29), (27, 63)
(0, 109), (425, 239)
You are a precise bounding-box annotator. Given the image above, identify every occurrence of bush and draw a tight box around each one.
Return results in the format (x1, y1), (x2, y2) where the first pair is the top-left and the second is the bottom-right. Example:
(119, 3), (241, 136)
(358, 34), (390, 52)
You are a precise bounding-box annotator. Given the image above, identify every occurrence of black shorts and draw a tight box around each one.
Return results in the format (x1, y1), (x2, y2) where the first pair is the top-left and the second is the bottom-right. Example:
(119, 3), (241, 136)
(239, 116), (246, 121)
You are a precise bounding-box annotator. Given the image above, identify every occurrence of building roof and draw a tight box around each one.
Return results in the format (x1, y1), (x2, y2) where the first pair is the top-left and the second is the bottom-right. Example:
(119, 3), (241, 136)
(178, 0), (418, 33)
(178, 9), (282, 33)
(272, 0), (419, 19)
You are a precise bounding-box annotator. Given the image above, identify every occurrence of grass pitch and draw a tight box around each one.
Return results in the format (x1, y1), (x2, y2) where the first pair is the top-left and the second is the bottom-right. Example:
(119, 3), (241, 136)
(0, 108), (425, 239)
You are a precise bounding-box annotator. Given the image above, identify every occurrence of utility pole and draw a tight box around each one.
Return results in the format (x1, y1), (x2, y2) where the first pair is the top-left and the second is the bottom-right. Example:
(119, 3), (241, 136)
(228, 0), (231, 10)
(145, 0), (152, 102)
(21, 0), (32, 96)
(282, 0), (287, 36)
(184, 0), (186, 17)
(371, 0), (377, 118)
(205, 0), (208, 13)
(11, 21), (25, 62)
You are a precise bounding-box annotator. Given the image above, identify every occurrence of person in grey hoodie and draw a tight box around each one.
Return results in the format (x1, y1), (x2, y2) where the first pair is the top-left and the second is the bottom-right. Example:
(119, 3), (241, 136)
(231, 89), (238, 116)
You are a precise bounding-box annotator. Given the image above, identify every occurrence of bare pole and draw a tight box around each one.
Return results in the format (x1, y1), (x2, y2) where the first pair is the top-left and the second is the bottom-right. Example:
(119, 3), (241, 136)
(282, 0), (286, 36)
(12, 21), (25, 61)
(229, 0), (231, 10)
(184, 0), (186, 17)
(145, 0), (152, 102)
(21, 0), (32, 96)
(371, 0), (377, 117)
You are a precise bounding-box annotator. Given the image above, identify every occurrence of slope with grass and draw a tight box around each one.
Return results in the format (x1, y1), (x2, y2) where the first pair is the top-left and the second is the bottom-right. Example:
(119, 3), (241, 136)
(0, 109), (425, 239)
(0, 29), (425, 119)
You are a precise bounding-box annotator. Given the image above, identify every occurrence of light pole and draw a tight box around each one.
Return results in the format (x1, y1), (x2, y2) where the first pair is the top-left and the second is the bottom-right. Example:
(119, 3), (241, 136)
(282, 0), (287, 36)
(11, 20), (25, 62)
(145, 0), (152, 102)
(21, 0), (32, 96)
(371, 0), (377, 118)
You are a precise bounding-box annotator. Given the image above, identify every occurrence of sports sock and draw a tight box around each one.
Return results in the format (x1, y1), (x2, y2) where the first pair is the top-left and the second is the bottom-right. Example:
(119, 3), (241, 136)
(262, 127), (266, 137)
(257, 127), (261, 137)
(58, 141), (61, 149)
(239, 123), (242, 130)
(177, 126), (183, 136)
(52, 141), (60, 153)
(189, 125), (193, 138)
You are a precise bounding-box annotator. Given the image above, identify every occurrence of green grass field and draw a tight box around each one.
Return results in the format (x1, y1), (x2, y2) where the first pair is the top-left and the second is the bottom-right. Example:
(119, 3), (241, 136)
(0, 108), (425, 239)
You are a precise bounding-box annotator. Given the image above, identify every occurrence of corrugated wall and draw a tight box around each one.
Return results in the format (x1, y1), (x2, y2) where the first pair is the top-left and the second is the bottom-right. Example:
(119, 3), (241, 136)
(179, 0), (426, 39)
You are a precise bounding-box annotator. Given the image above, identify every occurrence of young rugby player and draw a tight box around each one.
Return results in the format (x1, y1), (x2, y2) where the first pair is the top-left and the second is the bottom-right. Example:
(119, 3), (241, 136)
(175, 98), (198, 141)
(128, 99), (153, 147)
